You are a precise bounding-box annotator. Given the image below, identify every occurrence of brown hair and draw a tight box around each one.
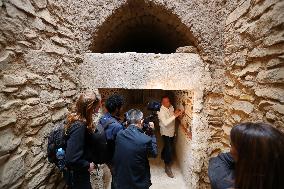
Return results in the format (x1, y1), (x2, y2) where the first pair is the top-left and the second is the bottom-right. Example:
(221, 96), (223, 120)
(65, 91), (101, 133)
(230, 122), (284, 189)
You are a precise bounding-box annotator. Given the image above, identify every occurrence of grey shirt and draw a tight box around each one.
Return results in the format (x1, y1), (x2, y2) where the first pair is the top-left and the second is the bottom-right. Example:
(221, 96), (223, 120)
(208, 152), (235, 189)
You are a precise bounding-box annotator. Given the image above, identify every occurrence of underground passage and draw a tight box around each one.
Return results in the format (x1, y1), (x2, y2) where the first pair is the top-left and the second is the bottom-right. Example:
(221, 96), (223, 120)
(1, 0), (284, 189)
(98, 88), (194, 188)
(89, 0), (196, 53)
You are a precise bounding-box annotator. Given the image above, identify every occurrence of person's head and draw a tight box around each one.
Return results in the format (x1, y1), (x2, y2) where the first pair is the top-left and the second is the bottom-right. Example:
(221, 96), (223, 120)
(230, 122), (284, 189)
(125, 109), (143, 128)
(105, 94), (124, 117)
(66, 91), (101, 132)
(161, 95), (171, 108)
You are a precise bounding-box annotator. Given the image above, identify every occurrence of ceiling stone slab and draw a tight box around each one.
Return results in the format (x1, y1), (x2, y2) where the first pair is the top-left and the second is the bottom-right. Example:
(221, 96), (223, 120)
(80, 53), (211, 90)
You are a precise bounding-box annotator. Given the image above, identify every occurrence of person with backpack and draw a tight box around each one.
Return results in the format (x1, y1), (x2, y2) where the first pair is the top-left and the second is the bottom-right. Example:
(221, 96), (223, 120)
(64, 91), (101, 188)
(98, 94), (124, 188)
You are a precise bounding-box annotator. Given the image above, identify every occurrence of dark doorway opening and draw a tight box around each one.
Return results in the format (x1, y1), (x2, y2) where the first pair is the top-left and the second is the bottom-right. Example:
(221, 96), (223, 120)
(90, 0), (196, 53)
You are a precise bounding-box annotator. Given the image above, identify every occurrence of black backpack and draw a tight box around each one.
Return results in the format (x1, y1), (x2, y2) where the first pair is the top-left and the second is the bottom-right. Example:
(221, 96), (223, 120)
(47, 120), (67, 171)
(89, 118), (116, 165)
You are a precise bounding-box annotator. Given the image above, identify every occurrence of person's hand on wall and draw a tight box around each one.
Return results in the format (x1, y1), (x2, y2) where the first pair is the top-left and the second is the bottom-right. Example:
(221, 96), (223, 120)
(149, 122), (155, 129)
(88, 162), (95, 172)
(174, 109), (183, 117)
(179, 109), (185, 119)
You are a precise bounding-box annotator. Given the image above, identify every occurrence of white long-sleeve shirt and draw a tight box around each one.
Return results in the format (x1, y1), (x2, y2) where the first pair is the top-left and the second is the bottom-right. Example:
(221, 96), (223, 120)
(157, 105), (176, 137)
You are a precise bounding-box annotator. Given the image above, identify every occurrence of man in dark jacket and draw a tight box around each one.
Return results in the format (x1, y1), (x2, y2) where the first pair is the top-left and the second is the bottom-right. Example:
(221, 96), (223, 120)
(208, 152), (235, 189)
(99, 94), (124, 189)
(113, 109), (158, 189)
(99, 94), (124, 164)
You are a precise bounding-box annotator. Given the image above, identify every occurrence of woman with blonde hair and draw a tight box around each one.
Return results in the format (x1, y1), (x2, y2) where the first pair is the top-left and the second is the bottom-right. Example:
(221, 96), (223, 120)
(64, 91), (101, 189)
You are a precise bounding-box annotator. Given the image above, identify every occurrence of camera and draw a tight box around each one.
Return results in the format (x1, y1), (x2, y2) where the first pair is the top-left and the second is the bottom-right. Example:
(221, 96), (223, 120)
(122, 101), (161, 136)
(147, 101), (161, 112)
(142, 101), (161, 136)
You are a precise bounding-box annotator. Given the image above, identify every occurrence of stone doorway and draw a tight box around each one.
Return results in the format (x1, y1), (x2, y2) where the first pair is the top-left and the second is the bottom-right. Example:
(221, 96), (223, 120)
(98, 88), (193, 189)
(78, 1), (212, 187)
(77, 51), (211, 188)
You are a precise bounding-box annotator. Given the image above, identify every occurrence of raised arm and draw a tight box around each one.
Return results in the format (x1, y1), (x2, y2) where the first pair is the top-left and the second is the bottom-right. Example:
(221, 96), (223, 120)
(157, 110), (176, 127)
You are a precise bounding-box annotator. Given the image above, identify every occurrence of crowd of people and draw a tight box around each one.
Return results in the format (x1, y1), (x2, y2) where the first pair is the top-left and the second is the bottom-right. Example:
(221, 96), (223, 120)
(57, 91), (284, 189)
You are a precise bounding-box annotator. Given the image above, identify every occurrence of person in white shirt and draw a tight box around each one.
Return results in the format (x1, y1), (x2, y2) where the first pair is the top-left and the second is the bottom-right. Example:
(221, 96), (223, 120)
(157, 95), (183, 178)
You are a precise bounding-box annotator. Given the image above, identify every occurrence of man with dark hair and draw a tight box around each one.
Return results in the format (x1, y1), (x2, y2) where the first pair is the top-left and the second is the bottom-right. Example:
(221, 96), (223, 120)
(104, 94), (124, 116)
(99, 94), (124, 188)
(157, 95), (183, 178)
(113, 109), (157, 189)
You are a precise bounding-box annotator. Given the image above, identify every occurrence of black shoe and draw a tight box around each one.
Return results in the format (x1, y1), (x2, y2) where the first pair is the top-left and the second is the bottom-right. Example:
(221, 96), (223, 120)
(165, 164), (174, 178)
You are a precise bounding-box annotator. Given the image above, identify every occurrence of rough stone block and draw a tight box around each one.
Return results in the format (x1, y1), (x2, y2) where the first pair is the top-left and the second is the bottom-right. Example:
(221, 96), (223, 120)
(47, 75), (61, 89)
(0, 111), (17, 128)
(175, 46), (198, 53)
(31, 17), (46, 31)
(1, 99), (22, 110)
(37, 9), (56, 26)
(230, 100), (254, 114)
(266, 111), (276, 120)
(26, 162), (44, 179)
(61, 80), (76, 91)
(0, 128), (22, 156)
(272, 103), (284, 115)
(0, 154), (10, 166)
(233, 62), (261, 77)
(0, 150), (26, 188)
(50, 99), (65, 109)
(9, 0), (35, 15)
(2, 87), (19, 93)
(39, 90), (60, 103)
(52, 108), (68, 122)
(29, 114), (51, 127)
(3, 75), (27, 86)
(256, 67), (284, 83)
(254, 87), (284, 103)
(5, 2), (27, 19)
(248, 46), (284, 58)
(21, 104), (48, 119)
(266, 58), (284, 68)
(25, 98), (41, 105)
(225, 0), (251, 26)
(16, 87), (39, 98)
(62, 90), (77, 97)
(34, 0), (47, 9)
(239, 94), (255, 102)
(27, 164), (53, 189)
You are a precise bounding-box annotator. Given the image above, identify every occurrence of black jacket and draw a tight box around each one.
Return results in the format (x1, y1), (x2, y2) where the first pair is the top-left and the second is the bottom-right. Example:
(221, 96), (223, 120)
(65, 121), (90, 171)
(113, 124), (157, 189)
(99, 113), (124, 163)
(208, 152), (235, 189)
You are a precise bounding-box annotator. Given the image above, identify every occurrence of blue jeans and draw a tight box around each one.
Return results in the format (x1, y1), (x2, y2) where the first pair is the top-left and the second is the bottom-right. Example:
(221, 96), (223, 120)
(161, 136), (174, 164)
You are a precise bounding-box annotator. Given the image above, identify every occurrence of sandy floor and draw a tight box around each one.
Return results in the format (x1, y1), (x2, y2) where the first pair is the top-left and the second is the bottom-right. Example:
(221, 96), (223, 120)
(149, 131), (187, 189)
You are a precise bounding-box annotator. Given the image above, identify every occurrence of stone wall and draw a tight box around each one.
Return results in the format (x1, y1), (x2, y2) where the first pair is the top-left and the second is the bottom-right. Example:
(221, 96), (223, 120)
(222, 0), (284, 148)
(197, 0), (284, 187)
(0, 0), (82, 187)
(174, 90), (208, 188)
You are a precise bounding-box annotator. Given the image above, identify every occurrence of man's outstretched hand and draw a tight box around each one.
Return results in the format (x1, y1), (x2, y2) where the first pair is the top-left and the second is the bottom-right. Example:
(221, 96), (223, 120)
(174, 109), (184, 117)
